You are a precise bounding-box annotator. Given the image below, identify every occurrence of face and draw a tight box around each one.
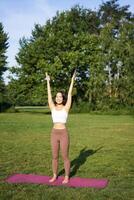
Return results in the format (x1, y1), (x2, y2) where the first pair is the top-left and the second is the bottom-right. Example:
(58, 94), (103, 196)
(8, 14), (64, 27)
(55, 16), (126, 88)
(55, 92), (63, 105)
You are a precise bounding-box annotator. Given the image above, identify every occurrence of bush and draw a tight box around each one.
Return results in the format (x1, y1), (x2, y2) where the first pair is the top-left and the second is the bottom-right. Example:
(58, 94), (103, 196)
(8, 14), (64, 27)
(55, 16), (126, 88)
(71, 101), (92, 113)
(0, 92), (12, 112)
(0, 101), (12, 112)
(5, 106), (17, 113)
(70, 100), (134, 115)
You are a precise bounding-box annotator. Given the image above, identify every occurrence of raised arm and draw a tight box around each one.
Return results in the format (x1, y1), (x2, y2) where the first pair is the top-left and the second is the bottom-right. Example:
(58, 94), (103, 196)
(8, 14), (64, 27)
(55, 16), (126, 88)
(65, 70), (76, 112)
(45, 72), (54, 110)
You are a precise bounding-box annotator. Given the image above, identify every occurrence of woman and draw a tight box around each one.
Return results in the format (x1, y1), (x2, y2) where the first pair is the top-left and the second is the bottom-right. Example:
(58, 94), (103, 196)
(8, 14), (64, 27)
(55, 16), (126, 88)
(45, 71), (76, 184)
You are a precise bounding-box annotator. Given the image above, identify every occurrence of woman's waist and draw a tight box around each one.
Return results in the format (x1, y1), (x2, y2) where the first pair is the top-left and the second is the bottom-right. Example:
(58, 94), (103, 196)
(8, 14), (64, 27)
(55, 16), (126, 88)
(53, 122), (66, 129)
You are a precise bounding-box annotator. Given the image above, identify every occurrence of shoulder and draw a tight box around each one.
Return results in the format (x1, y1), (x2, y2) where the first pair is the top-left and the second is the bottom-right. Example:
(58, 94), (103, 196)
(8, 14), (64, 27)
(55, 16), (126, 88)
(50, 105), (55, 112)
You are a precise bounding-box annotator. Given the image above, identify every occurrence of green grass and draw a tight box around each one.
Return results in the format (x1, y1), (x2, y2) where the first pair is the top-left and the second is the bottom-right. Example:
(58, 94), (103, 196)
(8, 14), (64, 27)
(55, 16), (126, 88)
(0, 112), (134, 200)
(14, 106), (50, 113)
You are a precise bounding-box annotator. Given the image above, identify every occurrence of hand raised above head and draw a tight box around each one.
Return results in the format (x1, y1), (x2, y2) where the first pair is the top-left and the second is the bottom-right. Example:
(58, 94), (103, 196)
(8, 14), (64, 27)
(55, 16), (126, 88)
(45, 72), (50, 81)
(71, 69), (76, 81)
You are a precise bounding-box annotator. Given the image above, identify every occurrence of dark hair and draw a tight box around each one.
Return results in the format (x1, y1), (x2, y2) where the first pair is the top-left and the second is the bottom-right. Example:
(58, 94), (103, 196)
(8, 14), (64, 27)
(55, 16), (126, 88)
(54, 91), (67, 105)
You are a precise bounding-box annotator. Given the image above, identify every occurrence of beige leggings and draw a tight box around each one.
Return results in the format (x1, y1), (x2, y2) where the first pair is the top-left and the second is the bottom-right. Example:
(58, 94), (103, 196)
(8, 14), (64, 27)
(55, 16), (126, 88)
(50, 128), (70, 177)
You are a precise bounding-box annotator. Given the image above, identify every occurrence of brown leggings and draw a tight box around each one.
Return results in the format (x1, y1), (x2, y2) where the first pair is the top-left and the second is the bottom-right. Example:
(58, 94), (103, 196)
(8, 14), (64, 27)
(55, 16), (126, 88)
(50, 128), (70, 177)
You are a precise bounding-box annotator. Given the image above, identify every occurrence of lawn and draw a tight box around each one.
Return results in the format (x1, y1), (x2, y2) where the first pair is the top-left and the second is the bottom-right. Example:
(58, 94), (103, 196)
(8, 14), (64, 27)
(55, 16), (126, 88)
(0, 111), (134, 200)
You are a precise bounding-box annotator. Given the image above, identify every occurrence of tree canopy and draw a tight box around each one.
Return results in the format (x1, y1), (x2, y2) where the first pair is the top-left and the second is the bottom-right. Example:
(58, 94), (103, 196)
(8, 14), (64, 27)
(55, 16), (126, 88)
(0, 22), (10, 112)
(8, 0), (134, 110)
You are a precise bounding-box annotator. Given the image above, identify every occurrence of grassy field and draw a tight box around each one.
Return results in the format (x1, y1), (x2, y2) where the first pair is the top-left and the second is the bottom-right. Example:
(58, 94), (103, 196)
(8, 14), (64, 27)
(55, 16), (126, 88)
(0, 111), (134, 200)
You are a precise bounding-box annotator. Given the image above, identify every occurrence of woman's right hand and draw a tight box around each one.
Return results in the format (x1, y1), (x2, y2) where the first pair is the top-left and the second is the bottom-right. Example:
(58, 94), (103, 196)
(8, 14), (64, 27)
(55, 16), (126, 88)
(71, 70), (76, 81)
(45, 72), (50, 81)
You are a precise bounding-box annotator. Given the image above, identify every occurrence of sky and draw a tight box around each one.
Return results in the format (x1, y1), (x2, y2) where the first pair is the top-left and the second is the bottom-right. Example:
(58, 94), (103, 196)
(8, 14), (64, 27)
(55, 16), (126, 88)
(0, 0), (134, 84)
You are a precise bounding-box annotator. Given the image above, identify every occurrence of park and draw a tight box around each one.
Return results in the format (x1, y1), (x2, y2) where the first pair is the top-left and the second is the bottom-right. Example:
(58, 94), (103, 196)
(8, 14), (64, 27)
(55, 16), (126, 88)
(0, 0), (134, 199)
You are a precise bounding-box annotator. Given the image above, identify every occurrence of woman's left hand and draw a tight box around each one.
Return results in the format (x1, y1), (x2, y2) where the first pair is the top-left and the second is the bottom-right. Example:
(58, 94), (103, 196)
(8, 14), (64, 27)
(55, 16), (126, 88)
(72, 70), (76, 81)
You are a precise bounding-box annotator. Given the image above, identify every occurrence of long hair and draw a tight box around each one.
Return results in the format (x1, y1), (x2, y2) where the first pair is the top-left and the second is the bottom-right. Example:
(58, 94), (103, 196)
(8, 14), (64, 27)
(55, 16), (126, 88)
(54, 91), (67, 105)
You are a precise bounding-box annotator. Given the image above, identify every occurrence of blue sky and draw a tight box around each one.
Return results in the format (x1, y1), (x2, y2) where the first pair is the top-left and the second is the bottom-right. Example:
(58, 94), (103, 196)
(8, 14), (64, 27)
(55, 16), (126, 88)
(0, 0), (134, 84)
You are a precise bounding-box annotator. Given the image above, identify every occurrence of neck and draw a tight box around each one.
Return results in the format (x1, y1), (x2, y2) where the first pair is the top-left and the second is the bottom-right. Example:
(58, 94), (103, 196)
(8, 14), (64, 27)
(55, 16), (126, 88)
(55, 105), (64, 110)
(56, 104), (63, 107)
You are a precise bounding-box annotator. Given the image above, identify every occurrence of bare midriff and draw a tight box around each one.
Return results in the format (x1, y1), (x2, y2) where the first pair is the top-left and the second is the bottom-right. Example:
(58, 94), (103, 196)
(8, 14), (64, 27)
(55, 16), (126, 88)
(53, 123), (66, 129)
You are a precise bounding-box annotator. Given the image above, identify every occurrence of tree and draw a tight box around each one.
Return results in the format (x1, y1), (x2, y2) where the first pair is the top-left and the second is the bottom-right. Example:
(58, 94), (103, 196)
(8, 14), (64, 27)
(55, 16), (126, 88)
(9, 5), (100, 105)
(0, 23), (8, 78)
(0, 22), (10, 112)
(8, 1), (134, 110)
(98, 0), (132, 27)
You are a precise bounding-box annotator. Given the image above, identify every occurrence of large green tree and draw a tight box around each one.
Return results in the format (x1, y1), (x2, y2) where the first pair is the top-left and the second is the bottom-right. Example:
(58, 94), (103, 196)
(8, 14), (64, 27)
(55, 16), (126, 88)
(8, 1), (134, 110)
(8, 5), (100, 105)
(98, 0), (132, 26)
(0, 22), (9, 112)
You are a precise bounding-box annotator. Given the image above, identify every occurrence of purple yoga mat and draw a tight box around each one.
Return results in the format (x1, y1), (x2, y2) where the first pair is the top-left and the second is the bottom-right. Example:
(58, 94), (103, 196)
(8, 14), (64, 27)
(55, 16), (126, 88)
(5, 173), (108, 188)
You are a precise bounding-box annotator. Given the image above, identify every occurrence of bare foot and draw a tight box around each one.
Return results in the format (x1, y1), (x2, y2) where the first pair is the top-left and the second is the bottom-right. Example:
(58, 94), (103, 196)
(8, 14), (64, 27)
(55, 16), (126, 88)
(62, 176), (69, 184)
(49, 174), (57, 183)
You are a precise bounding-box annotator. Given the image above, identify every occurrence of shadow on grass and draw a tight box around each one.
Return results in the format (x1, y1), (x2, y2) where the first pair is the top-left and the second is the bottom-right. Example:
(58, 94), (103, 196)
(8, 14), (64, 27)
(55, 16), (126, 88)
(58, 146), (103, 177)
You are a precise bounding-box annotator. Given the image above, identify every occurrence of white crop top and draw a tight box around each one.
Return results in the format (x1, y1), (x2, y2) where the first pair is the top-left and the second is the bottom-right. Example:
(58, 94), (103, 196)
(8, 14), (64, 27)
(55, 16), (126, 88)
(51, 107), (68, 123)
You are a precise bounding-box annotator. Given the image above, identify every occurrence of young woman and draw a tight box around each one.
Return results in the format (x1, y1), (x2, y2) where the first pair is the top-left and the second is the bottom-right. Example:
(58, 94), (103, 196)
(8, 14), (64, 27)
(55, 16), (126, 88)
(45, 71), (76, 184)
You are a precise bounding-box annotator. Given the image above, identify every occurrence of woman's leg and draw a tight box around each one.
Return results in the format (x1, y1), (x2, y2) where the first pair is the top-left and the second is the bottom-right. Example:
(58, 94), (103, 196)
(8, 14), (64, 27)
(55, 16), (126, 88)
(60, 129), (70, 183)
(49, 129), (60, 182)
